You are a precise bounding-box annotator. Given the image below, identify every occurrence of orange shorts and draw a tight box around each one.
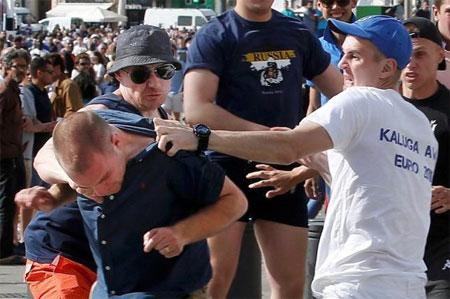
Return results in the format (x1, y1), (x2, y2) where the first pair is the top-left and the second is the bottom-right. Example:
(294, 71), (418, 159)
(25, 255), (96, 299)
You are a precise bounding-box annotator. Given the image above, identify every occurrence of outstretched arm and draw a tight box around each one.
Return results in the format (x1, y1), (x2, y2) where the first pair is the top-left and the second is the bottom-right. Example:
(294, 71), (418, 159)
(155, 118), (333, 166)
(143, 177), (247, 258)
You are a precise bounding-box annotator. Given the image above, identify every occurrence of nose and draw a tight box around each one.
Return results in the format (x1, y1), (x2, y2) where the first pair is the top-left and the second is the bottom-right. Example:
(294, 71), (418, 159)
(338, 56), (347, 71)
(405, 58), (416, 69)
(145, 71), (163, 88)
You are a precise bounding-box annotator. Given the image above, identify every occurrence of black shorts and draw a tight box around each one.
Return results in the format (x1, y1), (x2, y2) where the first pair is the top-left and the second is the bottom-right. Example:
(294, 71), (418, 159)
(214, 158), (308, 228)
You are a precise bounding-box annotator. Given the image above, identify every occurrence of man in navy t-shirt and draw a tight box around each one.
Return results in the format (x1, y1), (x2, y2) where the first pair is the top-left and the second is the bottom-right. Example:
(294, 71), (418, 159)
(183, 0), (343, 296)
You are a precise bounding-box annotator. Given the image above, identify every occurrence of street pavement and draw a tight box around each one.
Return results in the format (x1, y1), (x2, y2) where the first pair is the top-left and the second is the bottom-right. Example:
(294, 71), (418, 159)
(0, 265), (270, 298)
(0, 265), (29, 298)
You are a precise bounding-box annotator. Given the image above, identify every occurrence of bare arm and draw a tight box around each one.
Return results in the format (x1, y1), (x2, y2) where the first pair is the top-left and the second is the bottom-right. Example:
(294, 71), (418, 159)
(143, 177), (247, 257)
(312, 64), (343, 99)
(183, 69), (269, 131)
(15, 183), (77, 212)
(307, 87), (321, 115)
(155, 118), (334, 166)
(34, 138), (72, 184)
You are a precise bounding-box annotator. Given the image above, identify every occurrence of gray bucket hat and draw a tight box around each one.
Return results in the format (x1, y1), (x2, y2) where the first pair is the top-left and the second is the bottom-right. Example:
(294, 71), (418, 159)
(108, 25), (181, 74)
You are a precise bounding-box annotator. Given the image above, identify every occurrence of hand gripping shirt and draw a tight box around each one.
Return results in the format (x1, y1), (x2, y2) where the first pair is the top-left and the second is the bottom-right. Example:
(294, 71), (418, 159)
(305, 87), (438, 296)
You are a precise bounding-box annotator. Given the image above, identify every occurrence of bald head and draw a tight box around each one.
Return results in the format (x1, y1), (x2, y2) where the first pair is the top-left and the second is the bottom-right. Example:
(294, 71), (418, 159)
(53, 112), (112, 175)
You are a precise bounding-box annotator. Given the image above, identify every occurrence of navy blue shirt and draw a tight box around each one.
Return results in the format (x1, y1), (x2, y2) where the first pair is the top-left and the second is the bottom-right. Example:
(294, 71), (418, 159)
(88, 93), (169, 119)
(78, 142), (225, 297)
(186, 9), (330, 129)
(25, 97), (167, 272)
(26, 83), (52, 156)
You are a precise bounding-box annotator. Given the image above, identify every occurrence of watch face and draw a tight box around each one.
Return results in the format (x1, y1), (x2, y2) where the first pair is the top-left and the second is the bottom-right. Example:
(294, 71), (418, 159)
(195, 124), (210, 136)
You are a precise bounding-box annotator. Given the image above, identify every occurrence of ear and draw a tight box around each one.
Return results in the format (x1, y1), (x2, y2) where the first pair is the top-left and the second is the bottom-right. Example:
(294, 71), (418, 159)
(437, 48), (445, 65)
(113, 71), (125, 84)
(432, 5), (439, 22)
(380, 58), (397, 79)
(110, 130), (121, 149)
(351, 0), (357, 8)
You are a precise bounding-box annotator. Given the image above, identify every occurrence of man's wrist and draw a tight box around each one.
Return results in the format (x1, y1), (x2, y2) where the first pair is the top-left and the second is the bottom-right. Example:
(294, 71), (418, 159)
(193, 124), (211, 154)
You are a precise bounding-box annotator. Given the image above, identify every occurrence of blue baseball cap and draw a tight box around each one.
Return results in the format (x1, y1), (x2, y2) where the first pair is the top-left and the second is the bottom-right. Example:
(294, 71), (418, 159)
(329, 15), (412, 69)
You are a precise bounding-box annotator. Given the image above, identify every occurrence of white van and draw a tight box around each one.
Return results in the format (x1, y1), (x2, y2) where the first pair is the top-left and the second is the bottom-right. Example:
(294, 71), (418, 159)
(39, 17), (84, 32)
(143, 8), (216, 31)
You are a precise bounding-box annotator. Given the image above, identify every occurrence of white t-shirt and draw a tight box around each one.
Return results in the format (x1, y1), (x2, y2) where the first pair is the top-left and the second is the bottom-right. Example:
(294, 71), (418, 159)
(305, 87), (438, 296)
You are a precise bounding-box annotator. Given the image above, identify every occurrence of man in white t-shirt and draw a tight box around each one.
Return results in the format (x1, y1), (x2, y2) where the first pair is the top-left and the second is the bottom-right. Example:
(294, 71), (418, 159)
(154, 15), (438, 298)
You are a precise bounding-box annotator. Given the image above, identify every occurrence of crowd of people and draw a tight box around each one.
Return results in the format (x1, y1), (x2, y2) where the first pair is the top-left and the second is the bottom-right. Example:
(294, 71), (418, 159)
(0, 0), (449, 298)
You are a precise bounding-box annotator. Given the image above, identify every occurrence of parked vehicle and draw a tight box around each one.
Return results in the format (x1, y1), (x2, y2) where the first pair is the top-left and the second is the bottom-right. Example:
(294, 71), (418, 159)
(1, 4), (42, 33)
(39, 17), (84, 32)
(143, 8), (216, 30)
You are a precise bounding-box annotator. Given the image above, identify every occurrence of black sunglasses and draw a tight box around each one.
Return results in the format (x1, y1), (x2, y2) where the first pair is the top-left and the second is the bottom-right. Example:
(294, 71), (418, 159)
(320, 0), (351, 7)
(127, 64), (176, 84)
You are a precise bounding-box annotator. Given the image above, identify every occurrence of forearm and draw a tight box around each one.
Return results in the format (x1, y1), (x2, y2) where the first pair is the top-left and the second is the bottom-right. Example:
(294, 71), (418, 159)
(34, 138), (72, 184)
(313, 64), (343, 99)
(208, 120), (332, 166)
(209, 129), (301, 165)
(47, 183), (77, 207)
(184, 101), (269, 131)
(171, 180), (247, 245)
(307, 87), (321, 115)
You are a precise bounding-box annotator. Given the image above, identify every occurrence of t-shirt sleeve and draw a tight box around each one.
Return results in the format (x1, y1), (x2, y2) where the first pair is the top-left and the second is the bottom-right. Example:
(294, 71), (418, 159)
(304, 87), (368, 151)
(302, 30), (330, 81)
(185, 22), (227, 77)
(171, 151), (226, 207)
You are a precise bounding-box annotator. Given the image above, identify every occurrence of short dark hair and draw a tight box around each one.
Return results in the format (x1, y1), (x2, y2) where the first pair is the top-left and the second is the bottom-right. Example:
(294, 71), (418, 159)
(46, 53), (65, 73)
(2, 48), (30, 68)
(75, 52), (90, 64)
(30, 56), (50, 77)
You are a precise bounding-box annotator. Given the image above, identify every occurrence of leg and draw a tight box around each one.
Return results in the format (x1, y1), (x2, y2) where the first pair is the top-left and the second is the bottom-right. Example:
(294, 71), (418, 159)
(254, 219), (308, 299)
(0, 159), (19, 258)
(207, 221), (246, 299)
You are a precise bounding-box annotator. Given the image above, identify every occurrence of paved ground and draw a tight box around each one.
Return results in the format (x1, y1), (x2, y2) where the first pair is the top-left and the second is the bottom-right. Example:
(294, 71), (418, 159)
(0, 265), (270, 298)
(0, 265), (29, 298)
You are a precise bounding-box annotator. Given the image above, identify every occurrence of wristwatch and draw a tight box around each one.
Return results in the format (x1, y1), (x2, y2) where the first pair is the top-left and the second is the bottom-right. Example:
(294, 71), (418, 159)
(193, 124), (211, 154)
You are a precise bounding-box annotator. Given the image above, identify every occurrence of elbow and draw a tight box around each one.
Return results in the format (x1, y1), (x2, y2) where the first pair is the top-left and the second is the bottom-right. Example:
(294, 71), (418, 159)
(183, 109), (203, 126)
